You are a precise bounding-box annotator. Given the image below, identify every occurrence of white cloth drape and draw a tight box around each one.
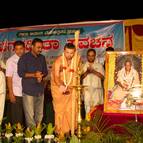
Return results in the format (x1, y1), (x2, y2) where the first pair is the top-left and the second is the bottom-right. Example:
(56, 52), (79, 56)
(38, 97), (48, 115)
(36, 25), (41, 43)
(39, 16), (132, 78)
(0, 71), (6, 124)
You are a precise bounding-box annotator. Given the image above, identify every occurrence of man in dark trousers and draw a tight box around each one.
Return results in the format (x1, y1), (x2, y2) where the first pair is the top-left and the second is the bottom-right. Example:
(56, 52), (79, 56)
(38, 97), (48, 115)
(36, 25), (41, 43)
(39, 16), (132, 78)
(6, 41), (25, 125)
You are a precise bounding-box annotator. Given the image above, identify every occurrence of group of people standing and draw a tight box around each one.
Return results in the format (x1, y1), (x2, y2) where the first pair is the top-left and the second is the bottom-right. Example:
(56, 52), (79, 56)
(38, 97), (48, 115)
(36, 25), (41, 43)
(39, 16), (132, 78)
(6, 38), (48, 127)
(0, 38), (106, 137)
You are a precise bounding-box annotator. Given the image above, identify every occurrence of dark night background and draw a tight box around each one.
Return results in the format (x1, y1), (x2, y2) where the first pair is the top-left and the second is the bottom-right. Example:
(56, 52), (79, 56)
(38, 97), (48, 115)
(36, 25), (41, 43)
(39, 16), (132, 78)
(0, 2), (143, 29)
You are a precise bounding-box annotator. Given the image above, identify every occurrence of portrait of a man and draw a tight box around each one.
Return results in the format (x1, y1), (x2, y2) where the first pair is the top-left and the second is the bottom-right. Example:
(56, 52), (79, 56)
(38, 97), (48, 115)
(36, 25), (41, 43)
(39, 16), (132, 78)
(104, 52), (143, 113)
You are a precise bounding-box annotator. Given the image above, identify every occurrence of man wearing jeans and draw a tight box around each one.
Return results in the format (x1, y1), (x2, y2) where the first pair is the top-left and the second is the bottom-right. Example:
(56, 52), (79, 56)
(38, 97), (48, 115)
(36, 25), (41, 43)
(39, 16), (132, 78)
(18, 38), (48, 127)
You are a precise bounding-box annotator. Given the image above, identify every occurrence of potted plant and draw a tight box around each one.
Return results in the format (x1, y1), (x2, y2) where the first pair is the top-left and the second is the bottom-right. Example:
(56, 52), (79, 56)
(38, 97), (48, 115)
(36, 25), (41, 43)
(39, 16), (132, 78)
(14, 123), (24, 137)
(13, 123), (24, 143)
(24, 127), (34, 143)
(34, 123), (46, 142)
(4, 123), (13, 142)
(44, 123), (55, 143)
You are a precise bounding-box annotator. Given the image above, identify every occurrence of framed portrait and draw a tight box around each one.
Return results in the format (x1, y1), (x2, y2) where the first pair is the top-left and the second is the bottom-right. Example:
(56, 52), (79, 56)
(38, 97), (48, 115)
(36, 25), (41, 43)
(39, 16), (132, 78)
(104, 51), (143, 114)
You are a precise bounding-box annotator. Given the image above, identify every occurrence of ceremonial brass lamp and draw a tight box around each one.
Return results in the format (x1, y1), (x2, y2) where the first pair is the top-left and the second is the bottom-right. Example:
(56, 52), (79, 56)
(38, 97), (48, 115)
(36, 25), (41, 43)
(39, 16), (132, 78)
(72, 68), (87, 142)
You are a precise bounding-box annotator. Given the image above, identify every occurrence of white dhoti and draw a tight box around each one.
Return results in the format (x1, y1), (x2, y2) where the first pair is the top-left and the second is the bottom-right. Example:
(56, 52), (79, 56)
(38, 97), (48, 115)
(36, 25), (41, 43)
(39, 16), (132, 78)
(82, 62), (104, 114)
(84, 87), (103, 113)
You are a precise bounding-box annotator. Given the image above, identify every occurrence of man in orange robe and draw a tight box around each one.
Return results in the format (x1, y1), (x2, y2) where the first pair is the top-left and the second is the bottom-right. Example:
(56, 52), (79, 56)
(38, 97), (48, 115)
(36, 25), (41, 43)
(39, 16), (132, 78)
(51, 43), (81, 136)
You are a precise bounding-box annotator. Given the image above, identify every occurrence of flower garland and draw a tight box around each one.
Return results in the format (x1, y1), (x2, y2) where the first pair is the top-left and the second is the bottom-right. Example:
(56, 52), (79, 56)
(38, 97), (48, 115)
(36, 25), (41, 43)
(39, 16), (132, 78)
(62, 53), (74, 88)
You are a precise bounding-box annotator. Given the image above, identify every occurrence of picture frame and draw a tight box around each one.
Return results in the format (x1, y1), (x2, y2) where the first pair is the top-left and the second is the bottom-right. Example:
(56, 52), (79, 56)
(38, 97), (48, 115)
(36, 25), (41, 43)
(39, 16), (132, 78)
(104, 51), (143, 114)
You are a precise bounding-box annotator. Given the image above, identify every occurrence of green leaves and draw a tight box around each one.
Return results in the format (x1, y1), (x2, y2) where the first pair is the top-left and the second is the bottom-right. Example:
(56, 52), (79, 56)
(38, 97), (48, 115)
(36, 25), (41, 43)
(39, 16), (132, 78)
(46, 123), (55, 135)
(5, 123), (13, 134)
(13, 123), (24, 134)
(13, 136), (23, 143)
(24, 127), (34, 138)
(70, 135), (79, 143)
(101, 131), (126, 143)
(115, 121), (143, 143)
(34, 123), (46, 136)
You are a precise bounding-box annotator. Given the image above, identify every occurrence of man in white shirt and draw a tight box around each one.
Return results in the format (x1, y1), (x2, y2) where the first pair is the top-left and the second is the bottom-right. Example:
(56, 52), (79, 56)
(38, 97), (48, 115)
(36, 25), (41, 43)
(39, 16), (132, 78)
(6, 41), (25, 125)
(0, 67), (6, 125)
(81, 49), (104, 115)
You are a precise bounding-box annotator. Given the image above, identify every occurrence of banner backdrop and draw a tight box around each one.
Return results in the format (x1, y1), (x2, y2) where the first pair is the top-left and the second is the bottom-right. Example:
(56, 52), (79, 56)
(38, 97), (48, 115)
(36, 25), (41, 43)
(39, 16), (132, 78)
(0, 21), (124, 76)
